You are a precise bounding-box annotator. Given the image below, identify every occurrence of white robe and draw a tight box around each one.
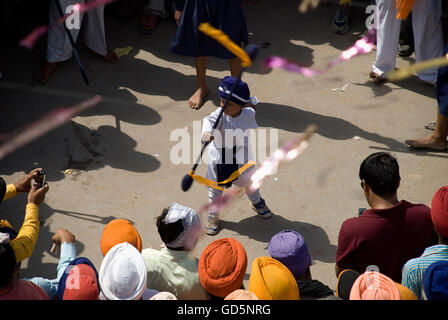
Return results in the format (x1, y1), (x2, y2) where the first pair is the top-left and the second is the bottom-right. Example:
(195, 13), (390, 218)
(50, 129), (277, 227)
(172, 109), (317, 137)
(202, 107), (261, 213)
(372, 0), (443, 84)
(47, 0), (107, 63)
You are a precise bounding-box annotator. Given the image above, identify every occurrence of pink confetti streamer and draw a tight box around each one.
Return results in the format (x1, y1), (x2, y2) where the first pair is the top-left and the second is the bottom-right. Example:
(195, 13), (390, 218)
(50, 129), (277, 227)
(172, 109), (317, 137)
(197, 125), (317, 216)
(19, 26), (49, 49)
(19, 0), (116, 49)
(265, 29), (376, 77)
(0, 95), (101, 160)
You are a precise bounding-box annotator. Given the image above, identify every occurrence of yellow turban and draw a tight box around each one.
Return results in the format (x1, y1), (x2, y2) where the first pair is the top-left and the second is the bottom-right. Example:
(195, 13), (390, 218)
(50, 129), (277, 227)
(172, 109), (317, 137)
(248, 257), (300, 300)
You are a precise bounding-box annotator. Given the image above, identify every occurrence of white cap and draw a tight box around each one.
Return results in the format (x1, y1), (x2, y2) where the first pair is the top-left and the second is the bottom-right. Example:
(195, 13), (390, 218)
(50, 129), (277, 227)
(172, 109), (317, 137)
(99, 242), (147, 300)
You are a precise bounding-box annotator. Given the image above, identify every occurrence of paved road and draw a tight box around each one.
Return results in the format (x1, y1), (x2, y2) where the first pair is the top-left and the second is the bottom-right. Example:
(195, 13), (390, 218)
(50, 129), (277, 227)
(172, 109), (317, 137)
(0, 0), (446, 292)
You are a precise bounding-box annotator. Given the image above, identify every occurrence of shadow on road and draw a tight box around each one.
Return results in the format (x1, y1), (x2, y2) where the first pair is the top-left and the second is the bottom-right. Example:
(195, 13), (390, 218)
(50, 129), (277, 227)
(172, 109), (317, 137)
(221, 214), (337, 264)
(256, 102), (448, 158)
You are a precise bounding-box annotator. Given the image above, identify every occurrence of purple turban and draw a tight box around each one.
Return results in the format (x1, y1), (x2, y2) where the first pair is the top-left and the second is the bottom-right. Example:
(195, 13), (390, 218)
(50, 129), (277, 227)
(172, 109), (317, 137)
(268, 230), (311, 278)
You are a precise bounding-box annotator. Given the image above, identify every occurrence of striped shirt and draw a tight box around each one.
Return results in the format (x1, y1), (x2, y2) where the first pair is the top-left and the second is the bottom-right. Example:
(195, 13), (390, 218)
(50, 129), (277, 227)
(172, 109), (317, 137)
(401, 245), (448, 299)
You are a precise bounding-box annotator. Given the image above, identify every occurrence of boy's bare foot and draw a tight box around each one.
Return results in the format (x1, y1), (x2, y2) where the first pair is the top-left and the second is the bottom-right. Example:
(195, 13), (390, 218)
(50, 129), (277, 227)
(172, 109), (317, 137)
(405, 137), (447, 151)
(33, 62), (57, 84)
(188, 87), (208, 110)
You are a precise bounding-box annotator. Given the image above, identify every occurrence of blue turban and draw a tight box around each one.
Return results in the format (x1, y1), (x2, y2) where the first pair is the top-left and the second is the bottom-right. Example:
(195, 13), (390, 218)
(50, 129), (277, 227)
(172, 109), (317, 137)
(423, 260), (448, 300)
(219, 76), (250, 106)
(268, 230), (311, 278)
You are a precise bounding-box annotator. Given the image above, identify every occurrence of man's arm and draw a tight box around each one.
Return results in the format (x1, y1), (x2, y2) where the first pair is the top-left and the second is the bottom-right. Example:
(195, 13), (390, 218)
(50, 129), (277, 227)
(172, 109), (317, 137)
(3, 184), (17, 201)
(335, 223), (355, 278)
(28, 229), (76, 299)
(2, 168), (42, 202)
(9, 182), (49, 262)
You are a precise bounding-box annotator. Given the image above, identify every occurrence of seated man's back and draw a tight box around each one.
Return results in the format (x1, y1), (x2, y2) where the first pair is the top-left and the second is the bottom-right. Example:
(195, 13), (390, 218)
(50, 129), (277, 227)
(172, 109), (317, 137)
(337, 200), (437, 282)
(336, 152), (438, 283)
(142, 247), (208, 300)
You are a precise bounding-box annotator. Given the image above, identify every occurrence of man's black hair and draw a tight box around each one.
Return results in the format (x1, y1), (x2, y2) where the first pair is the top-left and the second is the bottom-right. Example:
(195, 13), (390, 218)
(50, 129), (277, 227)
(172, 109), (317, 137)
(0, 243), (16, 288)
(359, 152), (401, 197)
(156, 207), (184, 246)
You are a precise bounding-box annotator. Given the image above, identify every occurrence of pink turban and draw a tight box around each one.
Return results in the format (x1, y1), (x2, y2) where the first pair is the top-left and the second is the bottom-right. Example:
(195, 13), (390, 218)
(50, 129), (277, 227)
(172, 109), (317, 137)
(349, 271), (400, 300)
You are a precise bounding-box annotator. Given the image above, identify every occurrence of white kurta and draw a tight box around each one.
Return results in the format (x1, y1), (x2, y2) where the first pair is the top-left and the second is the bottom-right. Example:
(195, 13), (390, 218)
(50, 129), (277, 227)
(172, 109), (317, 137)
(47, 0), (107, 63)
(372, 0), (443, 84)
(202, 107), (261, 213)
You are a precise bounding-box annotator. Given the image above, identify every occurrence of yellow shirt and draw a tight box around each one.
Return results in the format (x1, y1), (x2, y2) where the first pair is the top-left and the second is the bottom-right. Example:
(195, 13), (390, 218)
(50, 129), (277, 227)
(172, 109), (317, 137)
(1, 184), (40, 262)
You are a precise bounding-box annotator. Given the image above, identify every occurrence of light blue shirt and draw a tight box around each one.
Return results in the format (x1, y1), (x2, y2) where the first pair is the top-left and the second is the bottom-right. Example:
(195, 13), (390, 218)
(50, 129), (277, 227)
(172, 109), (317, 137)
(401, 245), (448, 300)
(27, 242), (77, 299)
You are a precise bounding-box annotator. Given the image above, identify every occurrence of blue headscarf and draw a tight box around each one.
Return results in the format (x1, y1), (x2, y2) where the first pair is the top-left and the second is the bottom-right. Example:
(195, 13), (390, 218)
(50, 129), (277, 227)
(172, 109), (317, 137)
(423, 260), (448, 300)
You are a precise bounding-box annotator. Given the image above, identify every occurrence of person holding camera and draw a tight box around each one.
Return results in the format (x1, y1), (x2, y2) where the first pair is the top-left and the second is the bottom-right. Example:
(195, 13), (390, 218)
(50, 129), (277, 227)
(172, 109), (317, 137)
(335, 152), (437, 283)
(0, 168), (49, 263)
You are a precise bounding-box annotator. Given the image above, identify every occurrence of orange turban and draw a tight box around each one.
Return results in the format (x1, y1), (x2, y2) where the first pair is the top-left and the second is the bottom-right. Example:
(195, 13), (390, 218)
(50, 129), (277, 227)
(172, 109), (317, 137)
(100, 219), (142, 256)
(198, 238), (247, 298)
(349, 271), (400, 300)
(248, 257), (300, 300)
(431, 186), (448, 238)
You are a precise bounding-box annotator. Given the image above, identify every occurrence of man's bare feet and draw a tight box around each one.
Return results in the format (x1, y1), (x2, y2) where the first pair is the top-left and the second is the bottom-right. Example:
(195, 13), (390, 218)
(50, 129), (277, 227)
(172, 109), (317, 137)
(404, 136), (447, 151)
(84, 45), (118, 63)
(188, 87), (209, 110)
(33, 61), (57, 84)
(102, 50), (118, 63)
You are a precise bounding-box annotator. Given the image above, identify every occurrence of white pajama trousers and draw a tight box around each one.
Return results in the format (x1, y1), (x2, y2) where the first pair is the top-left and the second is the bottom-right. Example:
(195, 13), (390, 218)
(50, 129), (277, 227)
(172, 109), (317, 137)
(372, 0), (443, 84)
(47, 0), (107, 63)
(208, 167), (261, 216)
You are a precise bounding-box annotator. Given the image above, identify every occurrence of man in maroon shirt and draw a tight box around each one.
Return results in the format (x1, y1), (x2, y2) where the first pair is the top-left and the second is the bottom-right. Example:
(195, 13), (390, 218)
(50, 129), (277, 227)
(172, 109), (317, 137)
(335, 152), (438, 283)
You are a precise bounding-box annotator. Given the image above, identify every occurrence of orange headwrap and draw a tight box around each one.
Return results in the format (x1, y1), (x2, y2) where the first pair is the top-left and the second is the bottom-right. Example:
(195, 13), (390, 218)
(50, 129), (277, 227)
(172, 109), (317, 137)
(349, 271), (401, 300)
(431, 186), (448, 238)
(396, 283), (418, 300)
(198, 238), (247, 298)
(396, 0), (415, 20)
(100, 219), (142, 256)
(248, 257), (300, 300)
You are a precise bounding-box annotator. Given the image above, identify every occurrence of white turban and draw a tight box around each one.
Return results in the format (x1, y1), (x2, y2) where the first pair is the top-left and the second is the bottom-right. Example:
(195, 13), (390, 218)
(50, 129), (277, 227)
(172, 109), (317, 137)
(150, 291), (178, 300)
(163, 203), (201, 250)
(99, 242), (147, 300)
